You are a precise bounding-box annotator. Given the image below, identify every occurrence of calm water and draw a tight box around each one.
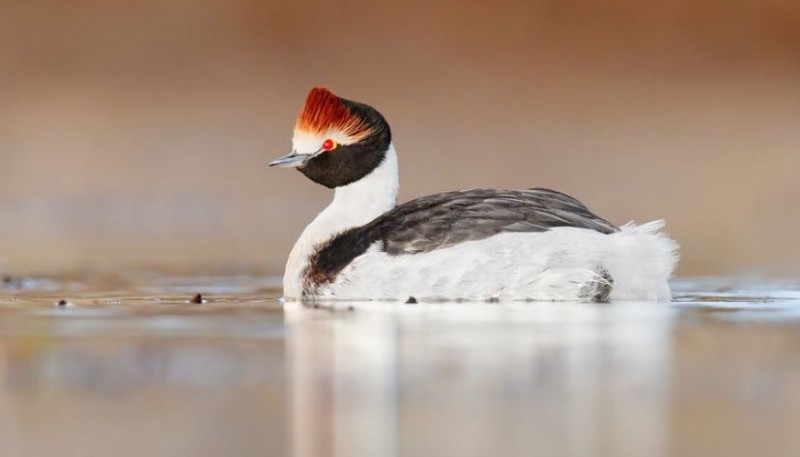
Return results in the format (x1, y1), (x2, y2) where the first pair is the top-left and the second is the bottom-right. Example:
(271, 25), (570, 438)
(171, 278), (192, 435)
(1, 273), (799, 457)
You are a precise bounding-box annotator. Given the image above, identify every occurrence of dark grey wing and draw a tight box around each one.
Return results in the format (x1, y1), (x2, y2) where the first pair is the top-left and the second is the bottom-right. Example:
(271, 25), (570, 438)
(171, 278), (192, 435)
(372, 188), (617, 254)
(306, 188), (617, 287)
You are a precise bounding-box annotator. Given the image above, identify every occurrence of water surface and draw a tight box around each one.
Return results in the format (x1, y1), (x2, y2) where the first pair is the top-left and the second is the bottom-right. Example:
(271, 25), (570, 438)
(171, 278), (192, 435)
(1, 274), (798, 457)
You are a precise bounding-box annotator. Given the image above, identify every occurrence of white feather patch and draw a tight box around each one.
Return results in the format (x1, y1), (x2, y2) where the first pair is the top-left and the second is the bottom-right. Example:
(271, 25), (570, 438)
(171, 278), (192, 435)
(307, 222), (678, 302)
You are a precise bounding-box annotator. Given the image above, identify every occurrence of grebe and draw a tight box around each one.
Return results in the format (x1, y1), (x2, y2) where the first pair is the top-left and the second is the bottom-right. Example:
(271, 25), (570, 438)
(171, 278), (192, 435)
(270, 87), (678, 302)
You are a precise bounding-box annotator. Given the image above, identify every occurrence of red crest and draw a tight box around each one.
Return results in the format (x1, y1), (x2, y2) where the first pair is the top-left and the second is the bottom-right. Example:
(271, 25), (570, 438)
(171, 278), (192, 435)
(295, 87), (372, 142)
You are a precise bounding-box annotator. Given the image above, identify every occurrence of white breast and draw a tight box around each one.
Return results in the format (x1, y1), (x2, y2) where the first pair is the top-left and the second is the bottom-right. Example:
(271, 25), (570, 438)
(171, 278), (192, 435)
(283, 145), (399, 299)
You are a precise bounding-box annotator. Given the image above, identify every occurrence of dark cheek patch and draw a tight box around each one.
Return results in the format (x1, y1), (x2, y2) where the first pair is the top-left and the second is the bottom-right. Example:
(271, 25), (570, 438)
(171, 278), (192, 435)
(299, 133), (390, 188)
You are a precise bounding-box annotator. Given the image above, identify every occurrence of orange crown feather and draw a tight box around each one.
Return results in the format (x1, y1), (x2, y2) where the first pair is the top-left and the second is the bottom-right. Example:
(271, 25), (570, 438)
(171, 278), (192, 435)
(295, 87), (372, 142)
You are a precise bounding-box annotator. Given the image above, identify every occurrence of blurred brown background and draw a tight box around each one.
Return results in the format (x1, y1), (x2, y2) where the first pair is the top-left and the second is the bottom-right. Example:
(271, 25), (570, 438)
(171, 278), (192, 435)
(1, 0), (798, 276)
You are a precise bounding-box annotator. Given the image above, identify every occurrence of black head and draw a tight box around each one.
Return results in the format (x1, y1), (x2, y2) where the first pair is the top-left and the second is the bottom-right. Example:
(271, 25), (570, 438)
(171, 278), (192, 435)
(270, 88), (392, 189)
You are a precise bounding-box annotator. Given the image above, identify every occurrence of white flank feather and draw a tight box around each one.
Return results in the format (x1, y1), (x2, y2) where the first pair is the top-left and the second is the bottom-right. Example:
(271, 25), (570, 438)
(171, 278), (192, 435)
(316, 221), (678, 302)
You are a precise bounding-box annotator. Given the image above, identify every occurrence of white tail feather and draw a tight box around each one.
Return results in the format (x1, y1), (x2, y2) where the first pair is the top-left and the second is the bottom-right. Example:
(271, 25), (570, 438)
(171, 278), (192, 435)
(605, 220), (679, 301)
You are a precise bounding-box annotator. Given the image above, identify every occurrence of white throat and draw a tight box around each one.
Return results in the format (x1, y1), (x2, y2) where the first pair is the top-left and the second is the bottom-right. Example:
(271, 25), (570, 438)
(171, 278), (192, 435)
(283, 144), (399, 298)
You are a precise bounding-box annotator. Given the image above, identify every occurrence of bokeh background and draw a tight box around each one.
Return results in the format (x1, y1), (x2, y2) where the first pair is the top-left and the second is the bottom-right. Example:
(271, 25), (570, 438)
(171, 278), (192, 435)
(1, 0), (799, 276)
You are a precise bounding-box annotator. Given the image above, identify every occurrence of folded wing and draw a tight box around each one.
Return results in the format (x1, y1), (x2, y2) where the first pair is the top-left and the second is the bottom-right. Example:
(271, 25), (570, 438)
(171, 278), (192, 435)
(306, 188), (617, 286)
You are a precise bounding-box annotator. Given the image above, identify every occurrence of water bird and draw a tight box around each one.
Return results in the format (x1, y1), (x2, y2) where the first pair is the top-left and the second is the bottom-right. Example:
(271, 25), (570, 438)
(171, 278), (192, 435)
(270, 87), (678, 302)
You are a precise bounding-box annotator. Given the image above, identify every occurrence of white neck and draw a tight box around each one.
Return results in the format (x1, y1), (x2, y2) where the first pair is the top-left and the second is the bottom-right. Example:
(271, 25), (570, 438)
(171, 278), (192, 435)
(283, 144), (399, 298)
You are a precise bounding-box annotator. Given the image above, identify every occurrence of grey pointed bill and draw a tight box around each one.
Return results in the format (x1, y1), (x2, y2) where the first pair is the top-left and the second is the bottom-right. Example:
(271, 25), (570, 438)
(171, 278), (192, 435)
(269, 152), (309, 168)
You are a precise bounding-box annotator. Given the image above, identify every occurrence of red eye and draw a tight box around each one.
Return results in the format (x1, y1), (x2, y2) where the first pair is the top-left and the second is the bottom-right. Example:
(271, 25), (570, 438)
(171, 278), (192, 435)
(321, 139), (337, 151)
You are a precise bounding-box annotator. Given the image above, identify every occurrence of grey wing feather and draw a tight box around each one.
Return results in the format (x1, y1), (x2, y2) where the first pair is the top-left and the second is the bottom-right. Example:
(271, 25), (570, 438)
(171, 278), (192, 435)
(368, 188), (618, 255)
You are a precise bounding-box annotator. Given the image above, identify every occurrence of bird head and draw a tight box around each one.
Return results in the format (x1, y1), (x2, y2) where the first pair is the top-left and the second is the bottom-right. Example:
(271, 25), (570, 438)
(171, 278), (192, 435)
(270, 87), (391, 188)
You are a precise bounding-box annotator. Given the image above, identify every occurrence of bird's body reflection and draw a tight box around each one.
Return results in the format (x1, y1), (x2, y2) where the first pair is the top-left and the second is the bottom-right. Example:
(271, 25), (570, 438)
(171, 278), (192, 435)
(285, 301), (672, 457)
